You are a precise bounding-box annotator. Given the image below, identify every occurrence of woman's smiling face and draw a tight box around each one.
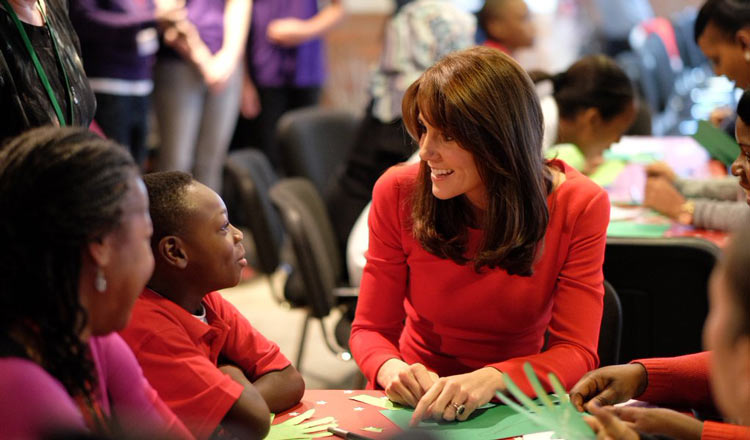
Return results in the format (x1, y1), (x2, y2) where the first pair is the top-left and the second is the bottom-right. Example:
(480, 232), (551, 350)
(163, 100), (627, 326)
(417, 115), (487, 210)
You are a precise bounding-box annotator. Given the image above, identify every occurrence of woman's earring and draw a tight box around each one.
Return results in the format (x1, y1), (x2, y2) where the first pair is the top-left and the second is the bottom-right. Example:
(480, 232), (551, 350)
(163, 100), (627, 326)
(744, 51), (750, 62)
(95, 267), (107, 293)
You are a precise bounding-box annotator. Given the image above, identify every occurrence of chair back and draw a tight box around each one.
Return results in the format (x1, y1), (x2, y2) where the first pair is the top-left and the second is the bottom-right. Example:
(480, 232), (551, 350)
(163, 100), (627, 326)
(598, 280), (623, 367)
(276, 107), (359, 200)
(603, 237), (720, 362)
(269, 178), (343, 319)
(635, 32), (676, 113)
(223, 149), (283, 275)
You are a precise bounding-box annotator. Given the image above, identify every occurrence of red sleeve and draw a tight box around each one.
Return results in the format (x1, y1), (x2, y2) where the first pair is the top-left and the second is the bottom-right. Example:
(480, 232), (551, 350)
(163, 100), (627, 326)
(349, 167), (410, 386)
(635, 352), (714, 410)
(489, 187), (610, 394)
(206, 292), (291, 379)
(125, 327), (243, 439)
(702, 421), (750, 439)
(97, 334), (194, 439)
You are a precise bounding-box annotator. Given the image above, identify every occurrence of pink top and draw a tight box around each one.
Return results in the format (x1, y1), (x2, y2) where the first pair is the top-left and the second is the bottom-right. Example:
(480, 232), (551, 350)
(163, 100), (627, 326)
(350, 161), (610, 395)
(0, 333), (192, 439)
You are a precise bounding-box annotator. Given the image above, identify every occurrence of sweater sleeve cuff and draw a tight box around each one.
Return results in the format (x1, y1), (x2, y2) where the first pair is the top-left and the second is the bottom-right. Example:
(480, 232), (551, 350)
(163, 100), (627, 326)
(630, 358), (671, 401)
(702, 420), (750, 440)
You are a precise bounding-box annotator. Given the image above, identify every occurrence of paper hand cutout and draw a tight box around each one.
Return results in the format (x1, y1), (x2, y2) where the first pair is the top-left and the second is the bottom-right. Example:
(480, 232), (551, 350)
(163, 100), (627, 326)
(495, 362), (595, 440)
(265, 408), (337, 439)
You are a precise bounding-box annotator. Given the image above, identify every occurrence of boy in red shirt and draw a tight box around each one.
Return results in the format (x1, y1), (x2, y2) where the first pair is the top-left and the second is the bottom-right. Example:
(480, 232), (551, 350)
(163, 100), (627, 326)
(120, 171), (304, 439)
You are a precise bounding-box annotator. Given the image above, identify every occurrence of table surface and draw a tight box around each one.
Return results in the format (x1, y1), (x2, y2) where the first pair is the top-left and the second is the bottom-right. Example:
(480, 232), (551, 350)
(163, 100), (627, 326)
(274, 389), (400, 439)
(605, 136), (731, 247)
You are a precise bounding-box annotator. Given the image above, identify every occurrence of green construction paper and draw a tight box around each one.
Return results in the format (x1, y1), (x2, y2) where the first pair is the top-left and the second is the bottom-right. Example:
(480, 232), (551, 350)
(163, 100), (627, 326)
(692, 119), (740, 167)
(350, 394), (404, 410)
(265, 409), (337, 440)
(606, 221), (670, 238)
(380, 402), (547, 439)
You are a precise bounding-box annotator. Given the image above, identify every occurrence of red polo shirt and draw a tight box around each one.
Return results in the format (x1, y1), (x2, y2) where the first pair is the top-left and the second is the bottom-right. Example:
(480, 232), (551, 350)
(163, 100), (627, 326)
(120, 289), (291, 439)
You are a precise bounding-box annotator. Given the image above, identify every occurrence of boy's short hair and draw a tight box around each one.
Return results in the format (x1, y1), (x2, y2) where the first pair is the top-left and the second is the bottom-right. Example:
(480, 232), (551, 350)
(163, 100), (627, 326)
(142, 171), (194, 246)
(477, 0), (511, 32)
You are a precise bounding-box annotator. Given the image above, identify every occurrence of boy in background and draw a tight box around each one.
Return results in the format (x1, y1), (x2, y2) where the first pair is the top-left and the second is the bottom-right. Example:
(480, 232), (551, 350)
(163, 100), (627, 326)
(478, 0), (535, 56)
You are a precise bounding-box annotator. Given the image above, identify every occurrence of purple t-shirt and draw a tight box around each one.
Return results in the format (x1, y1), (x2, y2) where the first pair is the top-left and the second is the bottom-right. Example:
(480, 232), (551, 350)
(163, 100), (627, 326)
(0, 333), (179, 438)
(247, 0), (324, 87)
(160, 0), (225, 59)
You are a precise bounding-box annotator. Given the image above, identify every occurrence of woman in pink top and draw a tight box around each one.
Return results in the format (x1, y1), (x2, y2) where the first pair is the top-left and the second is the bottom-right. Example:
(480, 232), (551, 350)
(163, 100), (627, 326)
(349, 47), (610, 425)
(0, 127), (192, 439)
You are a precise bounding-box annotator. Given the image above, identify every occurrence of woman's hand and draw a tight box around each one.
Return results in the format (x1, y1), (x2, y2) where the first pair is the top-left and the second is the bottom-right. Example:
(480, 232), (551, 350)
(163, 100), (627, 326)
(201, 51), (237, 93)
(643, 177), (686, 220)
(585, 404), (640, 440)
(569, 364), (648, 412)
(376, 359), (438, 408)
(612, 407), (703, 440)
(409, 367), (503, 426)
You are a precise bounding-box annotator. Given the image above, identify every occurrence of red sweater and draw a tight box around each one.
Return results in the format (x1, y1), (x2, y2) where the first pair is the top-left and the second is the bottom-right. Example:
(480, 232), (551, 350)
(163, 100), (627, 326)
(350, 161), (610, 395)
(636, 352), (750, 440)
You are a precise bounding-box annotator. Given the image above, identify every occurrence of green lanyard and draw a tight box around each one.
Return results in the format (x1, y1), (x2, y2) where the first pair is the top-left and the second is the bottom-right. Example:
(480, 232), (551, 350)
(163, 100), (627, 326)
(2, 0), (72, 126)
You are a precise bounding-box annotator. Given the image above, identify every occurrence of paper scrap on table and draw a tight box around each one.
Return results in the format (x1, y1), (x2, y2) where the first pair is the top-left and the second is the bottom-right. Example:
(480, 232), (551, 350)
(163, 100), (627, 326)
(349, 394), (403, 410)
(266, 409), (337, 439)
(362, 427), (383, 433)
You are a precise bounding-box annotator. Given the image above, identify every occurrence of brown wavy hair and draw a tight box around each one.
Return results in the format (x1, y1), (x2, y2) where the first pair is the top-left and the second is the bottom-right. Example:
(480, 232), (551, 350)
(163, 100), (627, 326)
(402, 46), (553, 276)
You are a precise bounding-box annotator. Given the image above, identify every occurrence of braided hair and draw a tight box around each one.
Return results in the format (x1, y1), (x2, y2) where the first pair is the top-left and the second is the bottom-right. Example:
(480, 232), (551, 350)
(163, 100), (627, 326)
(0, 126), (137, 399)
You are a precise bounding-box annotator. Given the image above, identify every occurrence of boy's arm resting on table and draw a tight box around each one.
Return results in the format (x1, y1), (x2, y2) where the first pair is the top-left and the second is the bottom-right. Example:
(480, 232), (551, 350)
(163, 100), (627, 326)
(251, 365), (305, 413)
(490, 189), (610, 395)
(207, 293), (304, 412)
(217, 365), (271, 438)
(120, 324), (259, 440)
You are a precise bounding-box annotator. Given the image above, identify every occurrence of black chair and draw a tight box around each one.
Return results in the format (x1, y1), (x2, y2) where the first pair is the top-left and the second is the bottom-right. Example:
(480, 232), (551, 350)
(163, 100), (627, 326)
(276, 107), (359, 201)
(598, 280), (623, 367)
(223, 149), (287, 301)
(269, 177), (358, 371)
(603, 237), (720, 363)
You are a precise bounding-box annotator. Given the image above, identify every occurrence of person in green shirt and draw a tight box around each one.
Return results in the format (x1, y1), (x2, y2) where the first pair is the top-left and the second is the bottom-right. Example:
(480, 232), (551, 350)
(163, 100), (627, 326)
(533, 55), (637, 185)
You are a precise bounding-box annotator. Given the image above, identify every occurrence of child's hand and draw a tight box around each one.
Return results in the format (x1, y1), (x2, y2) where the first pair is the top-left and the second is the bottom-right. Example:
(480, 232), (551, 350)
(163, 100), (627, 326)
(610, 406), (703, 440)
(585, 404), (640, 440)
(569, 364), (648, 412)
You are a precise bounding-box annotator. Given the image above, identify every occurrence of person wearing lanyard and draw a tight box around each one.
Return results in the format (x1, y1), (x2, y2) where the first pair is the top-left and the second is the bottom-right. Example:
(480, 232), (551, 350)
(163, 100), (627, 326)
(0, 0), (95, 144)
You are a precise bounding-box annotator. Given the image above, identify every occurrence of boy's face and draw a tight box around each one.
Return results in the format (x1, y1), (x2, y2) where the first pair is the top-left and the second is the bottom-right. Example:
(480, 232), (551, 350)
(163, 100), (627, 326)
(485, 0), (535, 51)
(180, 182), (247, 292)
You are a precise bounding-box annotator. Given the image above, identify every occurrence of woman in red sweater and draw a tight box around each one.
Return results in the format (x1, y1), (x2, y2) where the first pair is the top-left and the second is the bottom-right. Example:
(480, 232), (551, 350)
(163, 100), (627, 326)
(569, 90), (750, 440)
(349, 46), (610, 425)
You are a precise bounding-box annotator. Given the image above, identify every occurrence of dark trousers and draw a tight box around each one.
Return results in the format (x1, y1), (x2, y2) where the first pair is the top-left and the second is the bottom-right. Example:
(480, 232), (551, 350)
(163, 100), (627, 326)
(230, 86), (320, 173)
(94, 92), (151, 168)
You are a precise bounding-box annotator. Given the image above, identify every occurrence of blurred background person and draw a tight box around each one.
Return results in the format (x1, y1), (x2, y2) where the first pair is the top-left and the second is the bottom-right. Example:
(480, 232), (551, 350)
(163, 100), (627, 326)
(231, 0), (345, 173)
(152, 0), (251, 191)
(0, 0), (95, 143)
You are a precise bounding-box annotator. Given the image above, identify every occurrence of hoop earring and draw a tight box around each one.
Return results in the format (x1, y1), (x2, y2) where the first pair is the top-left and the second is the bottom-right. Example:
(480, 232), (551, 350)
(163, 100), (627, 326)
(95, 267), (107, 293)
